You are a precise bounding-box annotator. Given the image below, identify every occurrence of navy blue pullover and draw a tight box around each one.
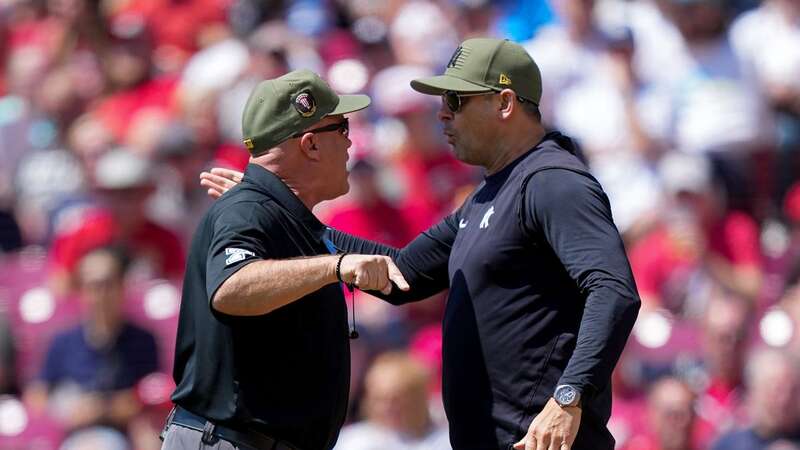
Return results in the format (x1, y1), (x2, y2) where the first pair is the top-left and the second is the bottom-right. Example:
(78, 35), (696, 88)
(331, 132), (640, 450)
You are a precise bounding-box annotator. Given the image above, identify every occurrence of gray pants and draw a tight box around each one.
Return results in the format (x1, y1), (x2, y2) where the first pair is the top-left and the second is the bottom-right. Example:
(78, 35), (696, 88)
(161, 424), (257, 450)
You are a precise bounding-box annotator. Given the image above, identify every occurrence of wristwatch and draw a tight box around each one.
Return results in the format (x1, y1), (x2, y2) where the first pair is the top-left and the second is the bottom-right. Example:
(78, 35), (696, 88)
(554, 384), (581, 407)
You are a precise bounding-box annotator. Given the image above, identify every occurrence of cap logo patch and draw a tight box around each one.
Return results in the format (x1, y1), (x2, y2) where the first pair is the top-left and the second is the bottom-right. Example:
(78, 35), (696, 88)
(293, 91), (317, 117)
(243, 138), (254, 150)
(499, 73), (512, 85)
(447, 46), (468, 69)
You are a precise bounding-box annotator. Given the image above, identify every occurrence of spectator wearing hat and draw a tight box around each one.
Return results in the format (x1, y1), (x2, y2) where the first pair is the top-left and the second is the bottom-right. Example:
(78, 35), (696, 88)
(629, 153), (763, 312)
(48, 148), (185, 293)
(163, 69), (409, 450)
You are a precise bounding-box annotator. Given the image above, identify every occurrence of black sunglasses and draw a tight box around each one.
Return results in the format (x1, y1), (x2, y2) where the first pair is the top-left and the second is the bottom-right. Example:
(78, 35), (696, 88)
(291, 118), (349, 139)
(442, 90), (533, 113)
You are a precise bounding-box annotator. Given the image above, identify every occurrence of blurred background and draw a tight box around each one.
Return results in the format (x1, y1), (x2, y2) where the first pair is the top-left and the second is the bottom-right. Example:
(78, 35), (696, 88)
(0, 0), (799, 448)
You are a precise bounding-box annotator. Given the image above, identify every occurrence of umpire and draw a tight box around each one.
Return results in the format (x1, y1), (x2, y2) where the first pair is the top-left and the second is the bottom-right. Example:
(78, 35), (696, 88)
(162, 70), (408, 450)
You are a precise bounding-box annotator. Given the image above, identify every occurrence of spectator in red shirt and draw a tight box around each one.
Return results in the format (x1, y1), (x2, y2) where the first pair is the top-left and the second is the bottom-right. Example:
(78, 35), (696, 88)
(711, 349), (800, 450)
(609, 349), (649, 449)
(623, 377), (699, 450)
(694, 293), (752, 443)
(630, 153), (763, 312)
(109, 0), (231, 72)
(91, 16), (179, 146)
(370, 65), (478, 234)
(326, 157), (415, 248)
(49, 148), (184, 293)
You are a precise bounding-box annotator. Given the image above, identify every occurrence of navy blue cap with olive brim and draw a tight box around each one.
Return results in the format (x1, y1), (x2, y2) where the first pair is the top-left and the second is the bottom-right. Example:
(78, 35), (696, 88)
(242, 69), (370, 156)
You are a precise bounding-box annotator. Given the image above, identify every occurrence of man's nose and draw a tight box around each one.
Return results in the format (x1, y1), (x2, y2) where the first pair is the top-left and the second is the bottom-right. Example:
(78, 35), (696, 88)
(437, 101), (453, 122)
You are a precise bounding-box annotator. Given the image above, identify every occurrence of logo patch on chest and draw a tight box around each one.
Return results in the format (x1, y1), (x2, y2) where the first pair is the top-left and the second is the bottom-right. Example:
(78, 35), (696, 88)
(479, 206), (495, 229)
(225, 248), (255, 266)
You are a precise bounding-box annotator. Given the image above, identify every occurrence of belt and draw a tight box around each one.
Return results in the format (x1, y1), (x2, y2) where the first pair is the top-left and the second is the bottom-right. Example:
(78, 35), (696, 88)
(167, 406), (300, 450)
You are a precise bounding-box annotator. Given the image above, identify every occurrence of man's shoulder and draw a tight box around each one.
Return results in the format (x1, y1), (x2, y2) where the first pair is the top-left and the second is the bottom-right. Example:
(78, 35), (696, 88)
(213, 184), (275, 208)
(205, 187), (279, 224)
(519, 136), (593, 182)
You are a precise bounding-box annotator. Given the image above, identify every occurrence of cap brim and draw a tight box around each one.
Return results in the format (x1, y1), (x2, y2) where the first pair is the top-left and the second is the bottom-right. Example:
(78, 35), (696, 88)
(329, 94), (371, 115)
(410, 75), (491, 95)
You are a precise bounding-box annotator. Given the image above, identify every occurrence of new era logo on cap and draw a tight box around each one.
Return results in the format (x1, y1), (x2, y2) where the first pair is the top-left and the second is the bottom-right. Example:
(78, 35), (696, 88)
(499, 73), (511, 85)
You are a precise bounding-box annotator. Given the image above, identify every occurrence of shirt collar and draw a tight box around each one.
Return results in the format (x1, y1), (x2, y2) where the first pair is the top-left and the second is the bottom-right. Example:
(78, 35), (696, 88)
(242, 163), (327, 238)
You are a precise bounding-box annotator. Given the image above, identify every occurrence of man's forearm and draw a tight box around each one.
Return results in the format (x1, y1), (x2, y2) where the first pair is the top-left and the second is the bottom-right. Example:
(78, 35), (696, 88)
(558, 284), (640, 397)
(330, 228), (452, 304)
(212, 255), (338, 316)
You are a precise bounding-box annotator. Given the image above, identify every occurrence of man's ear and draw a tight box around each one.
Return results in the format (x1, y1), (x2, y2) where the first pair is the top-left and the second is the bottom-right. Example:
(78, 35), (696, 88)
(498, 89), (515, 119)
(298, 133), (322, 161)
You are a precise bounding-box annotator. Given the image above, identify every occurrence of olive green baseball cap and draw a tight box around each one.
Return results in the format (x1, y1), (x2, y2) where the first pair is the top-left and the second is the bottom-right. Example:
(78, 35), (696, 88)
(242, 69), (370, 155)
(410, 38), (542, 105)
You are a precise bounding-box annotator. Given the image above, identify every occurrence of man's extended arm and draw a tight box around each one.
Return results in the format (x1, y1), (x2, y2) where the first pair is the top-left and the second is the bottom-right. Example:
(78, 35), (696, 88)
(328, 215), (457, 304)
(213, 254), (409, 316)
(199, 167), (453, 305)
(207, 200), (408, 316)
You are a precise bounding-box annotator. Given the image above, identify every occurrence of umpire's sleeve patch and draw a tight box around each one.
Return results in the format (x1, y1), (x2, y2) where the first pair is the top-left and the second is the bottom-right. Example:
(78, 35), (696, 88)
(225, 248), (255, 266)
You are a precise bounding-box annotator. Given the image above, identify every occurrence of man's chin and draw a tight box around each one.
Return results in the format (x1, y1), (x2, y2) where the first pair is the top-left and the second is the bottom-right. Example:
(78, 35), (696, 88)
(451, 146), (473, 164)
(338, 182), (350, 198)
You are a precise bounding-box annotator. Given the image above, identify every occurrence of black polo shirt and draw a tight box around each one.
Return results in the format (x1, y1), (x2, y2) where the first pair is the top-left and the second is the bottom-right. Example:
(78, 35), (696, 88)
(171, 164), (350, 450)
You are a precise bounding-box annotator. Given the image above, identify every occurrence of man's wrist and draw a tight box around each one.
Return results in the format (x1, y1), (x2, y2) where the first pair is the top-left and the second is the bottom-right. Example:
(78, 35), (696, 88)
(323, 254), (342, 284)
(335, 253), (349, 284)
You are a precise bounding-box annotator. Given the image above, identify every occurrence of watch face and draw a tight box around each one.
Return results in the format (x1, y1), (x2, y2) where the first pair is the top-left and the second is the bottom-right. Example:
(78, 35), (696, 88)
(556, 385), (577, 405)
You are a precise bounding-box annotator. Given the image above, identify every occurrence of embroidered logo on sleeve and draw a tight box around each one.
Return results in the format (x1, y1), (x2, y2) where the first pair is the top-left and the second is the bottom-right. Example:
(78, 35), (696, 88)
(225, 248), (255, 266)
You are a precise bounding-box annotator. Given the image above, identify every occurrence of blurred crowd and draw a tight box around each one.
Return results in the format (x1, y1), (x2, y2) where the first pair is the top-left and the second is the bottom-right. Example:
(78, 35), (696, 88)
(0, 0), (799, 449)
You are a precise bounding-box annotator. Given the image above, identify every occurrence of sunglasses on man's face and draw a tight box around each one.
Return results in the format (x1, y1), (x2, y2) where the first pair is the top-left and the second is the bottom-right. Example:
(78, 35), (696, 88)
(292, 118), (349, 139)
(442, 91), (496, 113)
(442, 90), (534, 113)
